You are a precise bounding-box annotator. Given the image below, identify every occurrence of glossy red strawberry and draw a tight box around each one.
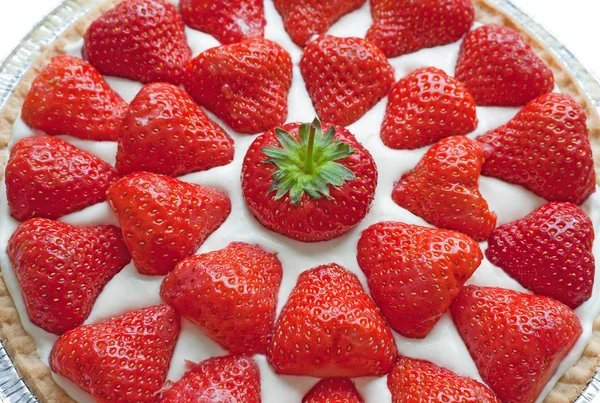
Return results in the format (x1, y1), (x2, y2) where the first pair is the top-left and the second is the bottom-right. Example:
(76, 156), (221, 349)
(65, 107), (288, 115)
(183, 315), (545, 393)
(184, 38), (292, 134)
(106, 172), (231, 275)
(366, 0), (474, 58)
(180, 0), (265, 44)
(159, 355), (260, 403)
(303, 378), (364, 403)
(7, 218), (130, 335)
(6, 136), (119, 221)
(161, 242), (282, 354)
(83, 0), (191, 85)
(116, 83), (234, 177)
(476, 93), (595, 204)
(387, 356), (499, 403)
(242, 119), (377, 242)
(21, 55), (127, 141)
(300, 35), (394, 127)
(486, 202), (594, 308)
(381, 67), (477, 150)
(273, 0), (366, 47)
(267, 263), (397, 377)
(456, 24), (554, 106)
(50, 305), (180, 403)
(392, 136), (496, 241)
(451, 286), (582, 403)
(357, 221), (482, 338)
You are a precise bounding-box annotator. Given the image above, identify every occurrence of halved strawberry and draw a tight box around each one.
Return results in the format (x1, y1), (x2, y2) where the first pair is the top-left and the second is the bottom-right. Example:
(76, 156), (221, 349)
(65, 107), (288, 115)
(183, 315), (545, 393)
(486, 202), (594, 308)
(184, 37), (292, 134)
(50, 305), (180, 403)
(451, 285), (582, 403)
(357, 221), (482, 338)
(8, 218), (130, 334)
(366, 0), (474, 58)
(267, 263), (397, 377)
(242, 119), (377, 242)
(392, 136), (496, 241)
(21, 55), (127, 141)
(83, 0), (191, 85)
(303, 378), (364, 403)
(160, 242), (282, 354)
(116, 82), (234, 177)
(6, 136), (119, 221)
(476, 93), (595, 204)
(106, 172), (231, 275)
(180, 0), (265, 44)
(455, 24), (554, 106)
(300, 35), (394, 127)
(381, 67), (477, 150)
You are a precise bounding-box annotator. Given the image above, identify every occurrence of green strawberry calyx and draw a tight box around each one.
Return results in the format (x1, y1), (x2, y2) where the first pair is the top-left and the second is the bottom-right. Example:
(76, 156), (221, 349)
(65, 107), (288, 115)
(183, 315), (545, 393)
(261, 118), (356, 206)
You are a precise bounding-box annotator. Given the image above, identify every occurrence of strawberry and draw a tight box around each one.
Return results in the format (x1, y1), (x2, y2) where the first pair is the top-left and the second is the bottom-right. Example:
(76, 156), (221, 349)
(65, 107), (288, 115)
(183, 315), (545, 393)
(106, 172), (231, 275)
(273, 0), (366, 47)
(300, 35), (394, 127)
(6, 136), (119, 222)
(486, 202), (595, 308)
(387, 356), (500, 403)
(184, 37), (292, 134)
(451, 285), (582, 403)
(357, 221), (482, 338)
(303, 378), (364, 403)
(116, 82), (234, 177)
(392, 136), (496, 241)
(242, 119), (377, 242)
(366, 0), (474, 58)
(7, 218), (130, 335)
(160, 242), (282, 354)
(159, 354), (260, 403)
(476, 93), (595, 204)
(180, 0), (265, 44)
(83, 0), (191, 85)
(267, 263), (397, 377)
(21, 55), (127, 141)
(455, 24), (554, 106)
(381, 67), (478, 150)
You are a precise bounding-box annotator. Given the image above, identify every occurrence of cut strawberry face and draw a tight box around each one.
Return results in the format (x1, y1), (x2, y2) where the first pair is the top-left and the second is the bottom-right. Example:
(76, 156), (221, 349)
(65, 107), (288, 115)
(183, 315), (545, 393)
(476, 93), (595, 204)
(303, 378), (364, 403)
(357, 222), (482, 338)
(392, 136), (497, 241)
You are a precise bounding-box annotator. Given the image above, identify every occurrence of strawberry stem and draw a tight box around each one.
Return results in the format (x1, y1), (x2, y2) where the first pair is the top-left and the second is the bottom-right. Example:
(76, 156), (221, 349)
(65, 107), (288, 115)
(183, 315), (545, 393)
(304, 124), (316, 174)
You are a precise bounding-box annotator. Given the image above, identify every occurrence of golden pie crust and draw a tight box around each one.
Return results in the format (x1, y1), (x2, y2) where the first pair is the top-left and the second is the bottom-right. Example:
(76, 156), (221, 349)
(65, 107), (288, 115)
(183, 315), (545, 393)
(0, 0), (599, 402)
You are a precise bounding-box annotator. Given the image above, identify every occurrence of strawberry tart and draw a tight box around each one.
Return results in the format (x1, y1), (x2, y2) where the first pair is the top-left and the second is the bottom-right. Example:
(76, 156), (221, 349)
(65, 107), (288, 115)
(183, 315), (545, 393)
(1, 0), (600, 402)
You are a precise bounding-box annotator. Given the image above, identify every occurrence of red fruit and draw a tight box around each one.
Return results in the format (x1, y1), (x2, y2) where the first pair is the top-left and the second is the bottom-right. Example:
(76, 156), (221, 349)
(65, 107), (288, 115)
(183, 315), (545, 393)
(273, 0), (366, 47)
(180, 0), (265, 44)
(476, 93), (595, 204)
(161, 242), (282, 354)
(300, 35), (394, 127)
(159, 355), (260, 403)
(50, 305), (180, 403)
(7, 218), (130, 335)
(267, 263), (397, 377)
(6, 136), (119, 221)
(455, 24), (554, 106)
(83, 0), (191, 85)
(451, 285), (582, 403)
(357, 221), (482, 338)
(387, 356), (499, 403)
(21, 55), (127, 141)
(106, 172), (231, 275)
(486, 202), (595, 308)
(392, 136), (496, 241)
(303, 378), (364, 403)
(381, 67), (477, 150)
(242, 119), (377, 242)
(116, 82), (234, 177)
(366, 0), (474, 58)
(184, 38), (292, 134)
